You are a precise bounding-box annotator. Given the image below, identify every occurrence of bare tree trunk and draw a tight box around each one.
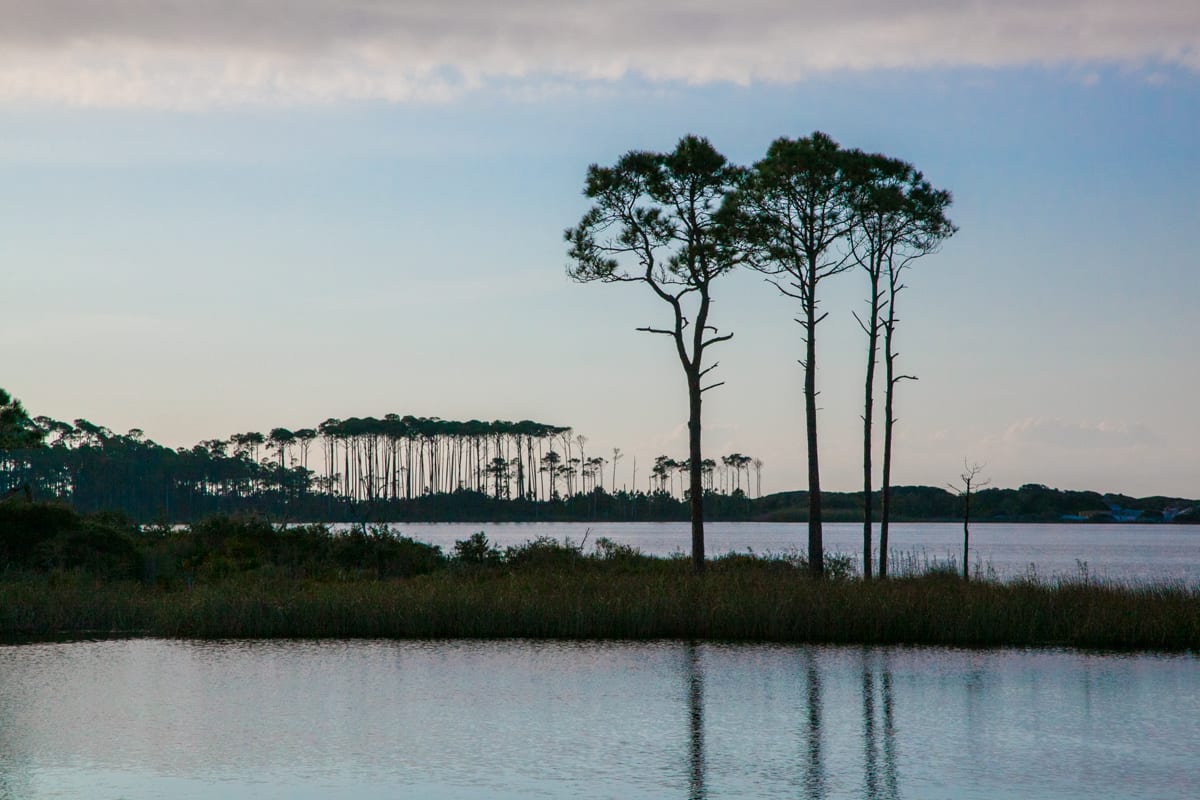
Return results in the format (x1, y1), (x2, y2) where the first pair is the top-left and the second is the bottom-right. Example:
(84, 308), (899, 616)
(879, 301), (900, 578)
(879, 382), (896, 578)
(860, 258), (883, 580)
(878, 274), (899, 580)
(804, 288), (824, 577)
(951, 462), (986, 580)
(962, 489), (971, 581)
(861, 337), (877, 579)
(687, 371), (705, 574)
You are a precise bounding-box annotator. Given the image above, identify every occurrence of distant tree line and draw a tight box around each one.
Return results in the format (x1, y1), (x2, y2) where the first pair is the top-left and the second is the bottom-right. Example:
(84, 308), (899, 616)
(0, 393), (767, 523)
(757, 483), (1197, 524)
(1, 391), (1191, 524)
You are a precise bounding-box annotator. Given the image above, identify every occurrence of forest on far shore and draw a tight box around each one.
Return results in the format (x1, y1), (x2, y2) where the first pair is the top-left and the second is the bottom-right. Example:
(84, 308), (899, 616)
(1, 391), (1195, 525)
(0, 416), (1194, 525)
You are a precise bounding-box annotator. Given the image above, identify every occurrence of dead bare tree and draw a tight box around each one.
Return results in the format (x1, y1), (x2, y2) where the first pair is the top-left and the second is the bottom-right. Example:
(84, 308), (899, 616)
(949, 460), (990, 580)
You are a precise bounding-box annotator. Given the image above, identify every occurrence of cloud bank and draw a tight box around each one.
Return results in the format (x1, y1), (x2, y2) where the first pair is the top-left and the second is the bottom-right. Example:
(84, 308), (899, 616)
(2, 1), (1198, 107)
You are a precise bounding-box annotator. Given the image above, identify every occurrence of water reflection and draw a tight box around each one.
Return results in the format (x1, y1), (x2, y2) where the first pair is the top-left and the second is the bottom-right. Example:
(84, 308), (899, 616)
(1, 641), (1197, 799)
(862, 650), (879, 798)
(680, 644), (906, 799)
(860, 648), (900, 800)
(804, 649), (826, 799)
(880, 665), (899, 797)
(0, 679), (32, 800)
(686, 642), (706, 800)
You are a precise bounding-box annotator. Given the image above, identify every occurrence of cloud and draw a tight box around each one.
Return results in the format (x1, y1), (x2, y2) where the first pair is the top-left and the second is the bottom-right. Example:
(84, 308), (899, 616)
(998, 418), (1158, 449)
(0, 1), (1197, 108)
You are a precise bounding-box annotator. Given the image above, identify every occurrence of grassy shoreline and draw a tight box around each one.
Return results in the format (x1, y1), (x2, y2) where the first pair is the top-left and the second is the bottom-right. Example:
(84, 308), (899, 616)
(2, 507), (1197, 651)
(4, 569), (1197, 651)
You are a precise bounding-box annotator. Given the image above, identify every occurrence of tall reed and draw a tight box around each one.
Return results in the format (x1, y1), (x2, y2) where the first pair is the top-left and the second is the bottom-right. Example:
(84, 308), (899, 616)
(3, 565), (1196, 650)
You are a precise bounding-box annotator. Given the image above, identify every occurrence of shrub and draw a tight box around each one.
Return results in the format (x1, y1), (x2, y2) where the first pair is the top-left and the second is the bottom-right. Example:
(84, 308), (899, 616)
(0, 503), (141, 580)
(38, 519), (142, 581)
(824, 552), (857, 580)
(344, 526), (445, 579)
(0, 502), (82, 565)
(592, 536), (643, 561)
(504, 536), (582, 568)
(453, 532), (502, 565)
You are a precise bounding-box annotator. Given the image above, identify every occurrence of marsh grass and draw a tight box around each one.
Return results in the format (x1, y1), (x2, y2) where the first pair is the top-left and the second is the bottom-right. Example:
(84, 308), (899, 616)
(3, 562), (1196, 650)
(2, 511), (1197, 649)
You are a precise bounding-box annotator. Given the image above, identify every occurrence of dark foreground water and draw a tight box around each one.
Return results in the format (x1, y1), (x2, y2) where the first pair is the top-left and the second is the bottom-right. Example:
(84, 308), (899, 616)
(1, 640), (1196, 799)
(353, 521), (1200, 584)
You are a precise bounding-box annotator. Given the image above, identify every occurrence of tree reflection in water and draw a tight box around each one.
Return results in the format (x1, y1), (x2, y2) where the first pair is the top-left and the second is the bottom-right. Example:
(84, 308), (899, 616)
(683, 644), (903, 799)
(863, 650), (880, 797)
(686, 642), (706, 800)
(860, 648), (901, 800)
(804, 648), (827, 799)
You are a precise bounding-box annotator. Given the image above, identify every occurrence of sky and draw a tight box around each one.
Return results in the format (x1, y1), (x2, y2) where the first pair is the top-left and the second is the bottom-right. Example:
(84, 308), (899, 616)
(1, 1), (1198, 498)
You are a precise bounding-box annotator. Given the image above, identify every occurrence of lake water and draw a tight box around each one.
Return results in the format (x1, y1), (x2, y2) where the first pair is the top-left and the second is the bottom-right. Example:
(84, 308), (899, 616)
(345, 521), (1200, 585)
(1, 639), (1196, 799)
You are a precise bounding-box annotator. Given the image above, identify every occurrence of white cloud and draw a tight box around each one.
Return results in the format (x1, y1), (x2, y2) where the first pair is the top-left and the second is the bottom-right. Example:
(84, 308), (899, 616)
(0, 1), (1197, 108)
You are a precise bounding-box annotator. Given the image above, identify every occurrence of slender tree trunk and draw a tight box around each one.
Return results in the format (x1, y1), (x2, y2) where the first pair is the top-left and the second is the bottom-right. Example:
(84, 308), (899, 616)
(878, 316), (897, 575)
(879, 385), (896, 578)
(962, 488), (971, 581)
(687, 371), (705, 574)
(804, 291), (824, 577)
(861, 267), (882, 580)
(879, 275), (901, 579)
(861, 346), (876, 580)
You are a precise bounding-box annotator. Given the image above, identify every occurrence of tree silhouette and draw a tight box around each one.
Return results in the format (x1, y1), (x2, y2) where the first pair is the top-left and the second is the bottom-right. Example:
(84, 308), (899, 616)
(652, 455), (673, 495)
(584, 455), (606, 493)
(268, 427), (295, 469)
(0, 389), (45, 499)
(541, 449), (562, 498)
(0, 389), (44, 452)
(567, 135), (741, 572)
(735, 132), (856, 576)
(845, 151), (929, 578)
(875, 170), (956, 577)
(293, 428), (317, 472)
(721, 453), (752, 494)
(950, 461), (989, 581)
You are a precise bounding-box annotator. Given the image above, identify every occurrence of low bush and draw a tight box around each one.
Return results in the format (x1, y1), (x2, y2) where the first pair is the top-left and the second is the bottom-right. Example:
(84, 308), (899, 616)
(503, 536), (583, 569)
(0, 503), (141, 580)
(452, 531), (502, 565)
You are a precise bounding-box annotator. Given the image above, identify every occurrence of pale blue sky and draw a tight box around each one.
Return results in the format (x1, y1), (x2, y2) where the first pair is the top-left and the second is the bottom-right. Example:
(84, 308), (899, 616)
(2, 1), (1198, 497)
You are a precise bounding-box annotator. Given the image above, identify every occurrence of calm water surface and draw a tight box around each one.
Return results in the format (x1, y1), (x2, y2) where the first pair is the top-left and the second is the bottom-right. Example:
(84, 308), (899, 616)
(1, 640), (1196, 799)
(352, 522), (1200, 584)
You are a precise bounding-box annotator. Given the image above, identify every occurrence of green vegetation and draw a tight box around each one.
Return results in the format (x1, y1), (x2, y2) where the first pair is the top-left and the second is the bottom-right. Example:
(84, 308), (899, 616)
(2, 506), (1196, 650)
(1, 406), (1195, 526)
(0, 389), (44, 451)
(756, 483), (1198, 524)
(1, 396), (774, 523)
